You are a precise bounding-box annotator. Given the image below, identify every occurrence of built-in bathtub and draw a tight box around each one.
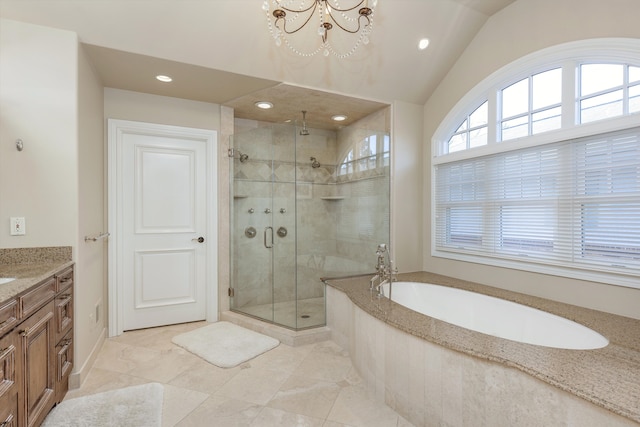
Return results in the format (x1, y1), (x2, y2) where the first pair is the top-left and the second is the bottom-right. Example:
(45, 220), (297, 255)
(325, 272), (640, 427)
(381, 281), (608, 350)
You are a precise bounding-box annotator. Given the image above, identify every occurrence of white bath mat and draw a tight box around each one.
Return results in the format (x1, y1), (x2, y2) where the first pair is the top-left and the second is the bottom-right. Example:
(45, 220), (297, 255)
(172, 321), (280, 368)
(42, 382), (163, 427)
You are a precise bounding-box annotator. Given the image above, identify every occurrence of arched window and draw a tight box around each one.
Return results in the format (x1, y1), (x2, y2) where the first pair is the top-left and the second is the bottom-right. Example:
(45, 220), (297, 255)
(432, 39), (640, 289)
(338, 132), (390, 176)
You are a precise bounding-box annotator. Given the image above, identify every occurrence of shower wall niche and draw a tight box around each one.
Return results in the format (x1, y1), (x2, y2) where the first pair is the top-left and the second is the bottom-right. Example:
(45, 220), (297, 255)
(230, 107), (390, 330)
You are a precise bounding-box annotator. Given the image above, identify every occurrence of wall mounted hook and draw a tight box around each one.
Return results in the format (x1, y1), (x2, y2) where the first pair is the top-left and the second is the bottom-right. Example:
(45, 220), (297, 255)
(16, 139), (24, 151)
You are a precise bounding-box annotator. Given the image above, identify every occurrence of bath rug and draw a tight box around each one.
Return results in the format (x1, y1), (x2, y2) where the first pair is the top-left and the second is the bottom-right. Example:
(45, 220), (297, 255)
(41, 382), (163, 427)
(171, 321), (280, 368)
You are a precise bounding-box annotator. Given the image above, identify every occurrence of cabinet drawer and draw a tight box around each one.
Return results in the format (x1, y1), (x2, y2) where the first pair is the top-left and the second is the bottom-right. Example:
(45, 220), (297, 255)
(0, 300), (18, 336)
(54, 289), (73, 342)
(19, 277), (56, 319)
(0, 333), (17, 400)
(55, 267), (74, 293)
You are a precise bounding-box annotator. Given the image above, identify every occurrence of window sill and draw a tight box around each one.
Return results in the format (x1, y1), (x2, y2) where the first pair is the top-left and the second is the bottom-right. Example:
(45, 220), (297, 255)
(432, 249), (640, 290)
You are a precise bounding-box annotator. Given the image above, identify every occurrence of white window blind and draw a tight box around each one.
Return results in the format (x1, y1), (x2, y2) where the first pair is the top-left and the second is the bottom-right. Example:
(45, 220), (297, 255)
(435, 127), (640, 277)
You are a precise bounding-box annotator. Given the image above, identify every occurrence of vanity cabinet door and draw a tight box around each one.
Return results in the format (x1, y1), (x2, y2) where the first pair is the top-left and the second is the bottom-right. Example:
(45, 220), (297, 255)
(0, 331), (20, 427)
(18, 301), (55, 427)
(53, 290), (72, 344)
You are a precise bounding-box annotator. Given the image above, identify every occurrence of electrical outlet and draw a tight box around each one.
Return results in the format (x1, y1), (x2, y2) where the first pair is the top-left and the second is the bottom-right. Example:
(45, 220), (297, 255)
(10, 217), (25, 236)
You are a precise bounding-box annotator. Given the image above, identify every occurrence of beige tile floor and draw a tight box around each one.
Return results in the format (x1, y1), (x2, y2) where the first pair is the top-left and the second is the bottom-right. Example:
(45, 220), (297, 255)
(65, 321), (414, 427)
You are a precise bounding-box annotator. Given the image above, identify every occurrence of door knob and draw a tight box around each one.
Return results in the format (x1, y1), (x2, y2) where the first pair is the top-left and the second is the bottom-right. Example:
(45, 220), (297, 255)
(192, 236), (205, 243)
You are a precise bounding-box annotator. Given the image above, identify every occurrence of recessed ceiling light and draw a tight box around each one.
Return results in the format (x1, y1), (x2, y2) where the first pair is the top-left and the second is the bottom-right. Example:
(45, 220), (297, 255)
(418, 38), (430, 50)
(332, 114), (347, 121)
(156, 75), (173, 82)
(255, 101), (274, 109)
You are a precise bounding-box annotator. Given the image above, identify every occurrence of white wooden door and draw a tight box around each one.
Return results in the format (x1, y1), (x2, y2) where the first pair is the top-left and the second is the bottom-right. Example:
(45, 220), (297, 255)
(108, 120), (217, 333)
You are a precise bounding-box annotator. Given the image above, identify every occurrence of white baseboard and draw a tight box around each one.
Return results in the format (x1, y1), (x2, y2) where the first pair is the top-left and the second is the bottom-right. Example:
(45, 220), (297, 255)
(69, 327), (106, 390)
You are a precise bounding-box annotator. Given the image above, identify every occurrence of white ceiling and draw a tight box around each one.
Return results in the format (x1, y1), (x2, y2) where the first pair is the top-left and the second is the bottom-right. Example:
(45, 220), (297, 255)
(0, 0), (516, 126)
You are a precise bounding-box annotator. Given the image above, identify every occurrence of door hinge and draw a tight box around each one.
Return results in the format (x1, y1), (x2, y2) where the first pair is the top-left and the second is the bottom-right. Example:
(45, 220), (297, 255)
(228, 148), (235, 158)
(228, 288), (235, 297)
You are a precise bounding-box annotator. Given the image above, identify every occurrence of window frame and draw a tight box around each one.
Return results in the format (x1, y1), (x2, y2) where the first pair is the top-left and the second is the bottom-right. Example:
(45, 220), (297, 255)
(431, 38), (640, 289)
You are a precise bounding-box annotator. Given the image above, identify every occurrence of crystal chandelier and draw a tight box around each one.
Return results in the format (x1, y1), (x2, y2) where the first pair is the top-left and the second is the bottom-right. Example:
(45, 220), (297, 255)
(263, 0), (377, 58)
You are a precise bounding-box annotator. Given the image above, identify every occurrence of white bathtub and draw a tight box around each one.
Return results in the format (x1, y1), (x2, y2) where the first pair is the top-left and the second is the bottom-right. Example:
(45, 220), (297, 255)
(382, 281), (608, 350)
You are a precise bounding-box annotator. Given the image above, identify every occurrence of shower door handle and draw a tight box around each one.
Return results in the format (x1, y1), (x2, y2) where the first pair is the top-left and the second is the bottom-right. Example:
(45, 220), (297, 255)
(264, 226), (274, 249)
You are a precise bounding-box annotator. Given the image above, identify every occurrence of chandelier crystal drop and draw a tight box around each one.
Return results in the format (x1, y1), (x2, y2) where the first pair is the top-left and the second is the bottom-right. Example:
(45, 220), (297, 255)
(263, 0), (377, 58)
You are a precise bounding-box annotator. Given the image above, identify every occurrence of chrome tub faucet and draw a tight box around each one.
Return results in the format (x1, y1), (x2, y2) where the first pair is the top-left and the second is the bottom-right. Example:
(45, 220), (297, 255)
(370, 243), (397, 299)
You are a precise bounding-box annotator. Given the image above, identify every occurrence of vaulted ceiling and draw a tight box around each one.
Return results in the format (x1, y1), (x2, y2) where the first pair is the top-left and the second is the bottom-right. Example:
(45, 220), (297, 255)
(0, 0), (516, 128)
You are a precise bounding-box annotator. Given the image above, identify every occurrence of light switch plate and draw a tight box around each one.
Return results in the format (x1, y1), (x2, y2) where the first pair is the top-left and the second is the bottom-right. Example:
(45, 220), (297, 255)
(10, 217), (25, 235)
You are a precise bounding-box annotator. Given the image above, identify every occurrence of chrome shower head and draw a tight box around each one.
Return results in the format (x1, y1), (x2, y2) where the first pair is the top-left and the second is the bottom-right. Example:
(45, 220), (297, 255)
(300, 111), (310, 136)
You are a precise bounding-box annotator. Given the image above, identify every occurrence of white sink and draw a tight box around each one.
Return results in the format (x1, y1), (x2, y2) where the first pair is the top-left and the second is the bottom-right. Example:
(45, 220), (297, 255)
(0, 278), (16, 285)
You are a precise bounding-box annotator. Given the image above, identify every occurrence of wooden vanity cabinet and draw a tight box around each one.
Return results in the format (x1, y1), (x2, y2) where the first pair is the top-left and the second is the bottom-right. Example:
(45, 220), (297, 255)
(0, 264), (74, 427)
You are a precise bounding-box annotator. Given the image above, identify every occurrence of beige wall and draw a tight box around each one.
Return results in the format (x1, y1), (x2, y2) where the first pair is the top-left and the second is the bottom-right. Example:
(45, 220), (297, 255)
(0, 19), (110, 386)
(74, 43), (106, 386)
(0, 19), (78, 248)
(104, 88), (221, 130)
(392, 101), (423, 273)
(423, 0), (640, 319)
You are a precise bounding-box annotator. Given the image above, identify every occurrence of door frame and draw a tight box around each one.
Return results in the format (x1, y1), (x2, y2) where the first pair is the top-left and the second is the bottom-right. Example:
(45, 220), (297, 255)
(108, 119), (218, 337)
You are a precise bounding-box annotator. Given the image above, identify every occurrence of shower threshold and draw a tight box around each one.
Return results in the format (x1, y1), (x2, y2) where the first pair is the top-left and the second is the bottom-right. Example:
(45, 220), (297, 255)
(221, 310), (330, 347)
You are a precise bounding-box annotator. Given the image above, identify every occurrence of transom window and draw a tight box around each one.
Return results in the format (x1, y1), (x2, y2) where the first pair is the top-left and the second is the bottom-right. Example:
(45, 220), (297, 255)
(501, 67), (562, 140)
(433, 39), (640, 289)
(442, 62), (640, 155)
(338, 132), (390, 176)
(580, 64), (640, 123)
(448, 101), (488, 153)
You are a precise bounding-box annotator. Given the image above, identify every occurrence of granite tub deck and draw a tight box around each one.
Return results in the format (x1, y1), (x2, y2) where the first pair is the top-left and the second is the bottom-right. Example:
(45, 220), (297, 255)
(0, 247), (74, 302)
(325, 271), (640, 425)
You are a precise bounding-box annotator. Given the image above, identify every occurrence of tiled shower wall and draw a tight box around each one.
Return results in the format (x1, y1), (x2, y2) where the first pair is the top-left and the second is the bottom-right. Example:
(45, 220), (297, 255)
(231, 108), (390, 312)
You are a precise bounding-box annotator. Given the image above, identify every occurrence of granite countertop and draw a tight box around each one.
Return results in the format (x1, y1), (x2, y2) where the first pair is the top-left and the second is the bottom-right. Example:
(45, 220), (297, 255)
(325, 271), (640, 424)
(0, 247), (74, 304)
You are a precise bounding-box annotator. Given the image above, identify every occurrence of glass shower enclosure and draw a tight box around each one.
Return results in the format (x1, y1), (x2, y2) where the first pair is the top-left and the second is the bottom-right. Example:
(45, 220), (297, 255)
(229, 111), (390, 330)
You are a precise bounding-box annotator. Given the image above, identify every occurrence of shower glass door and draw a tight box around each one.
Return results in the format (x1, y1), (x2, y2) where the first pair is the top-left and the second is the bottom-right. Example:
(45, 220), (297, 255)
(229, 106), (391, 331)
(230, 122), (298, 328)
